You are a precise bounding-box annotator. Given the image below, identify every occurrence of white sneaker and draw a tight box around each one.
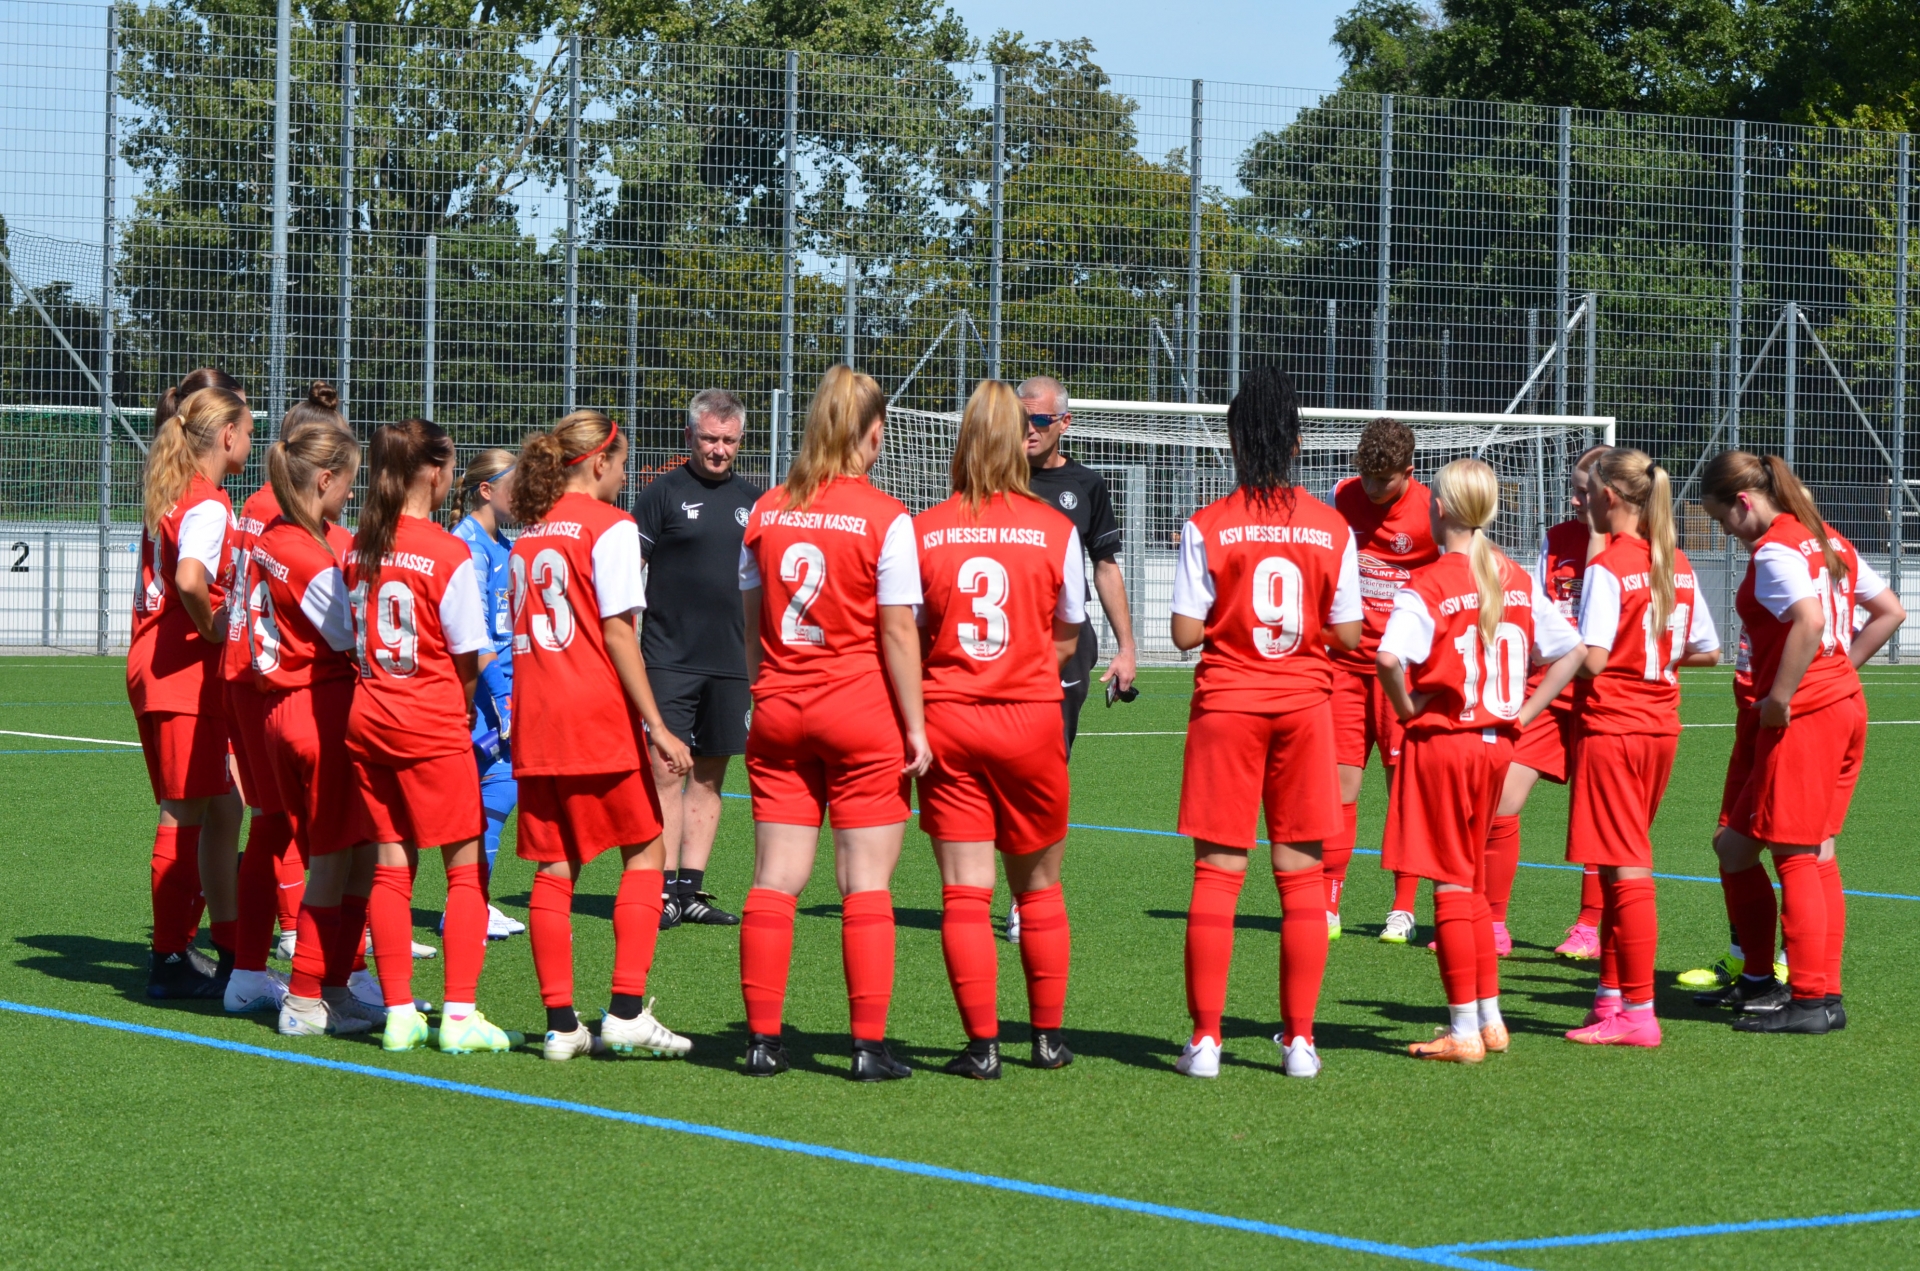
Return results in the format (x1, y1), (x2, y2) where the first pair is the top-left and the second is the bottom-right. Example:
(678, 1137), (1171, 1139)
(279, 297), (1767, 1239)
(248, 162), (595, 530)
(411, 940), (437, 959)
(272, 931), (298, 961)
(1379, 909), (1417, 944)
(349, 967), (430, 1014)
(599, 998), (693, 1058)
(278, 992), (372, 1037)
(543, 1023), (606, 1062)
(1279, 1034), (1322, 1079)
(1175, 1035), (1221, 1078)
(487, 905), (525, 938)
(223, 967), (288, 1014)
(1005, 901), (1021, 944)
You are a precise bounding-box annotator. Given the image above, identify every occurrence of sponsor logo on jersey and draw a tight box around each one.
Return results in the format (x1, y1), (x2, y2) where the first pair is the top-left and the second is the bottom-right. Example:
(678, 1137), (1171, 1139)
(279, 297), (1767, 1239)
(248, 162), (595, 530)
(1057, 491), (1078, 510)
(681, 501), (703, 519)
(735, 506), (750, 527)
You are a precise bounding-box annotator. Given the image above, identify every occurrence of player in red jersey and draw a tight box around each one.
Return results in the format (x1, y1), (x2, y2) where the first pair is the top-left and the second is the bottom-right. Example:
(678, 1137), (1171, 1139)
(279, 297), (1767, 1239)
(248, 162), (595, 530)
(129, 383), (252, 1000)
(1698, 451), (1904, 1034)
(1329, 419), (1439, 944)
(737, 366), (930, 1082)
(915, 380), (1084, 1080)
(1169, 369), (1362, 1081)
(344, 419), (515, 1055)
(1560, 449), (1721, 1047)
(509, 410), (695, 1063)
(1376, 458), (1584, 1062)
(249, 418), (386, 1038)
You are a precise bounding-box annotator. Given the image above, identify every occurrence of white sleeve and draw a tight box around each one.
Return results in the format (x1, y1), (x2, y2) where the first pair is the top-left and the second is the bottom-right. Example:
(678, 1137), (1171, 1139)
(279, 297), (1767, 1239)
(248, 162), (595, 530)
(738, 542), (763, 590)
(1169, 520), (1214, 621)
(1853, 557), (1888, 602)
(177, 501), (229, 573)
(438, 558), (491, 655)
(591, 519), (647, 618)
(1329, 530), (1363, 624)
(1532, 578), (1582, 661)
(1377, 589), (1435, 665)
(1534, 543), (1550, 589)
(302, 567), (358, 652)
(1577, 564), (1622, 652)
(1685, 590), (1721, 655)
(1056, 528), (1088, 624)
(1753, 542), (1817, 619)
(876, 514), (923, 606)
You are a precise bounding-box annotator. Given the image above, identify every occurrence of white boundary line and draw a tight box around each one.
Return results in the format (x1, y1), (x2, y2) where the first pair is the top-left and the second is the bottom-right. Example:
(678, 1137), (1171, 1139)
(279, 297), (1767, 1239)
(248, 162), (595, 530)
(0, 729), (141, 746)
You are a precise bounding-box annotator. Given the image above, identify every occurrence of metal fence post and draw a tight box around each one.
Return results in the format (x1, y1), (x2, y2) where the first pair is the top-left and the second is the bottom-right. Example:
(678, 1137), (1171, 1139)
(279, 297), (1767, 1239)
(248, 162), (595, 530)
(625, 290), (638, 505)
(41, 529), (51, 646)
(843, 254), (856, 367)
(1147, 321), (1158, 400)
(97, 6), (117, 656)
(956, 308), (969, 410)
(777, 49), (797, 477)
(1324, 298), (1336, 406)
(1894, 134), (1910, 662)
(1187, 78), (1202, 404)
(268, 0), (291, 424)
(1555, 106), (1571, 416)
(1373, 95), (1393, 410)
(989, 64), (1004, 381)
(1730, 121), (1746, 455)
(1440, 328), (1451, 410)
(338, 22), (353, 411)
(1583, 290), (1598, 419)
(1784, 299), (1797, 465)
(1227, 273), (1241, 396)
(563, 33), (579, 414)
(422, 234), (436, 419)
(1526, 309), (1538, 407)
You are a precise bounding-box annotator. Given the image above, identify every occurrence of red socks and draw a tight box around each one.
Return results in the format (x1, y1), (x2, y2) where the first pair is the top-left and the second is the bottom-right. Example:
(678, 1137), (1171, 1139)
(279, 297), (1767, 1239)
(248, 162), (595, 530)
(1471, 893), (1499, 1000)
(1432, 889), (1478, 1006)
(1819, 857), (1846, 996)
(1723, 863), (1778, 977)
(149, 824), (202, 955)
(274, 832), (307, 932)
(1598, 904), (1620, 990)
(234, 812), (291, 973)
(941, 885), (999, 1040)
(288, 901), (338, 998)
(841, 890), (896, 1042)
(1603, 875), (1659, 1004)
(740, 887), (798, 1035)
(1184, 861), (1245, 1042)
(442, 863), (488, 1006)
(1775, 853), (1828, 1000)
(529, 871), (576, 1008)
(1392, 870), (1419, 913)
(1484, 814), (1521, 924)
(1015, 883), (1070, 1031)
(611, 869), (665, 999)
(1275, 866), (1327, 1044)
(367, 865), (415, 1007)
(1323, 803), (1358, 914)
(1578, 864), (1604, 928)
(339, 891), (370, 977)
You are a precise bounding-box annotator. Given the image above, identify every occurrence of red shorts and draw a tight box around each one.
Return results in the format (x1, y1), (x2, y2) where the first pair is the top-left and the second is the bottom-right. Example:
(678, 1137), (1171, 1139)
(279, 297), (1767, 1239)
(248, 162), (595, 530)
(516, 767), (664, 864)
(1717, 708), (1760, 830)
(1382, 729), (1512, 890)
(262, 680), (362, 857)
(223, 680), (283, 814)
(352, 750), (485, 849)
(746, 673), (909, 829)
(918, 700), (1069, 853)
(1510, 706), (1575, 785)
(1566, 732), (1677, 867)
(1727, 692), (1868, 846)
(136, 709), (232, 803)
(1331, 665), (1404, 770)
(1178, 701), (1342, 849)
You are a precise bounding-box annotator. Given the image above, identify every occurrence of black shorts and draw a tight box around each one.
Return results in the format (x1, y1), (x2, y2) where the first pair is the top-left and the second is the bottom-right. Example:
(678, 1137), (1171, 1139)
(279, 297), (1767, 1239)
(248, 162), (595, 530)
(1059, 621), (1099, 755)
(648, 668), (751, 757)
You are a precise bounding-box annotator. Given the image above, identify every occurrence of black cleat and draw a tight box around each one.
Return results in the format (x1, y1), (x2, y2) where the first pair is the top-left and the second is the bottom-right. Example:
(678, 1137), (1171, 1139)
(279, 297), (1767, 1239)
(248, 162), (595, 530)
(1731, 997), (1831, 1034)
(1825, 994), (1848, 1031)
(185, 945), (220, 980)
(1694, 975), (1787, 1011)
(680, 891), (740, 926)
(744, 1032), (790, 1076)
(942, 1039), (1001, 1080)
(658, 893), (683, 931)
(1032, 1029), (1074, 1069)
(147, 951), (223, 1000)
(849, 1038), (912, 1082)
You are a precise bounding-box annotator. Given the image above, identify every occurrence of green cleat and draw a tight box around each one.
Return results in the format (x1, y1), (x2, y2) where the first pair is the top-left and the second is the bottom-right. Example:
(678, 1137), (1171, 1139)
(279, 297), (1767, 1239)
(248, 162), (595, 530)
(1677, 952), (1743, 991)
(1327, 912), (1343, 943)
(381, 1005), (430, 1052)
(437, 1011), (518, 1055)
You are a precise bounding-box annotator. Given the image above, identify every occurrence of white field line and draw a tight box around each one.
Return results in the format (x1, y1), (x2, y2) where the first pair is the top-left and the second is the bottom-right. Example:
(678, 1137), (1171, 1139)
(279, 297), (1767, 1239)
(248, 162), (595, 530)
(0, 729), (141, 746)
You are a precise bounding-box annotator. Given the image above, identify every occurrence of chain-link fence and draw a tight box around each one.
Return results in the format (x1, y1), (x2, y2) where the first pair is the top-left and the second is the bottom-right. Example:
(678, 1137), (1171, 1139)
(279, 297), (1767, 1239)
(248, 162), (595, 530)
(1, 3), (1914, 654)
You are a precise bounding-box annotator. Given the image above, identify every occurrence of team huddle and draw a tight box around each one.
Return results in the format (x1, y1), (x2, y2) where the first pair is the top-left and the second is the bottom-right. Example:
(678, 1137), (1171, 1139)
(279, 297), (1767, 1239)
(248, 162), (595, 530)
(124, 358), (1903, 1080)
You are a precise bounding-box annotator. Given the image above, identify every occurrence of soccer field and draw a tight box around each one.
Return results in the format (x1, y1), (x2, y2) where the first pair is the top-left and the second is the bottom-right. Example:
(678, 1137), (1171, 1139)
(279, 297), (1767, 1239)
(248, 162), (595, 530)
(2, 657), (1918, 1269)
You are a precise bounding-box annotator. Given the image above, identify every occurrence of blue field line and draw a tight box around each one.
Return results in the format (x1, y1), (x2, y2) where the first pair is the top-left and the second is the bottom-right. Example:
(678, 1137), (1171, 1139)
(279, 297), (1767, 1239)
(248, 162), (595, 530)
(1426, 1207), (1920, 1253)
(0, 999), (1525, 1271)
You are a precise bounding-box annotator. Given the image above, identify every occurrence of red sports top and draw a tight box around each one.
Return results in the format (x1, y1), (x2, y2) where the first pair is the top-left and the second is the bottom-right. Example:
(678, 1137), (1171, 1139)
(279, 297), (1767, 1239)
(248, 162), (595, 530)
(510, 492), (650, 776)
(739, 474), (922, 695)
(1574, 536), (1719, 735)
(1532, 519), (1604, 712)
(1376, 551), (1582, 735)
(128, 473), (233, 716)
(222, 484), (281, 683)
(1331, 476), (1439, 672)
(915, 493), (1084, 704)
(1735, 516), (1873, 713)
(1171, 486), (1363, 713)
(247, 518), (358, 691)
(344, 516), (491, 765)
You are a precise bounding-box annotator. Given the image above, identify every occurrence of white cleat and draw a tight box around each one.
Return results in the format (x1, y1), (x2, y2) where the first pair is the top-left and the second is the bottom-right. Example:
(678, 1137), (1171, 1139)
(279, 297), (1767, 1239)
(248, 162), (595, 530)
(223, 966), (288, 1014)
(1379, 909), (1417, 944)
(487, 905), (525, 939)
(599, 998), (693, 1058)
(349, 968), (430, 1015)
(272, 930), (298, 962)
(543, 1024), (607, 1062)
(1279, 1034), (1322, 1079)
(1175, 1035), (1222, 1078)
(278, 992), (372, 1037)
(411, 940), (438, 959)
(1004, 901), (1021, 944)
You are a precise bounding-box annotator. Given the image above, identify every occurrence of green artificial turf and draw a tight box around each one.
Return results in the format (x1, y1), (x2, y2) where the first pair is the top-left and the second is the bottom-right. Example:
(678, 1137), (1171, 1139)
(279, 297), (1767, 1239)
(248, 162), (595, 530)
(2, 658), (1918, 1270)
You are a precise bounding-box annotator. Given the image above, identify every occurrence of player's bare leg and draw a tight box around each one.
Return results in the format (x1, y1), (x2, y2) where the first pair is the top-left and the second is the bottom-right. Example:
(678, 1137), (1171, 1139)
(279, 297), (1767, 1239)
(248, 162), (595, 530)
(654, 754), (733, 926)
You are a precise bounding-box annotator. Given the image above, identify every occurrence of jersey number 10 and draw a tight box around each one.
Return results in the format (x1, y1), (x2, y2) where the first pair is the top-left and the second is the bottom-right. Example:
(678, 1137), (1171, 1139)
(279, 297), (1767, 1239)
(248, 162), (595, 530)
(1452, 623), (1528, 720)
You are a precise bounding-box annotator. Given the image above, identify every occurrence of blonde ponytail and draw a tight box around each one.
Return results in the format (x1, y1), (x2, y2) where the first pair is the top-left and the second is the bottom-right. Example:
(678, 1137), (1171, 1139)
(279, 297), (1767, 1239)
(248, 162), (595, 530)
(787, 365), (886, 511)
(1433, 458), (1505, 645)
(143, 387), (248, 534)
(1595, 447), (1678, 635)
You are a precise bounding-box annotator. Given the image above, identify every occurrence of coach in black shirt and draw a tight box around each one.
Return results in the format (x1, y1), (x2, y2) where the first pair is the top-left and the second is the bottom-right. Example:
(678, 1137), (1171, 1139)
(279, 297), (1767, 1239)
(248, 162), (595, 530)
(632, 388), (763, 927)
(1020, 375), (1138, 752)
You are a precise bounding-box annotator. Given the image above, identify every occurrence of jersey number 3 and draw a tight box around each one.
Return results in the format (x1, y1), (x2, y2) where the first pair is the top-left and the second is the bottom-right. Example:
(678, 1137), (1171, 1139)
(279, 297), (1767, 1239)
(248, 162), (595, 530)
(955, 556), (1010, 661)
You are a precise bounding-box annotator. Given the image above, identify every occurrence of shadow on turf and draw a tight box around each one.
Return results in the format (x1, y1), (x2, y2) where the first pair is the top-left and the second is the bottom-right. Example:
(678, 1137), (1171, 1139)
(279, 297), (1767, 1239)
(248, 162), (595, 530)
(11, 933), (230, 1013)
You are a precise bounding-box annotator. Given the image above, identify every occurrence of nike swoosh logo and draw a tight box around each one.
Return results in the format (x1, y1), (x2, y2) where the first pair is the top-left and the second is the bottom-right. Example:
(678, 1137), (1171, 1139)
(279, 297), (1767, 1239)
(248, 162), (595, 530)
(1060, 679), (1084, 688)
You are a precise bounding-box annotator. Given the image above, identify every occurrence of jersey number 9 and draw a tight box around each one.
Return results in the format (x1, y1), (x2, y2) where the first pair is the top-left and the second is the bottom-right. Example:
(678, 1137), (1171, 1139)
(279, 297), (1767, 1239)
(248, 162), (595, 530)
(1251, 556), (1306, 658)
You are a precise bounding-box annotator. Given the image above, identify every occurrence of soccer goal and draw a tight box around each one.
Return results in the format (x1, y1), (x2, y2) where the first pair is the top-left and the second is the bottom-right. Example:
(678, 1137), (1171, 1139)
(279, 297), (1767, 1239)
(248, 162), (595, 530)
(875, 400), (1616, 666)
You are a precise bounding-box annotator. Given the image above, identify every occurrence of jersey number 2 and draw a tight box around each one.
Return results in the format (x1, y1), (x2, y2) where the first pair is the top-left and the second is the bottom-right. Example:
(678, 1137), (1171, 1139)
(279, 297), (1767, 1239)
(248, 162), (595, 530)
(779, 542), (827, 646)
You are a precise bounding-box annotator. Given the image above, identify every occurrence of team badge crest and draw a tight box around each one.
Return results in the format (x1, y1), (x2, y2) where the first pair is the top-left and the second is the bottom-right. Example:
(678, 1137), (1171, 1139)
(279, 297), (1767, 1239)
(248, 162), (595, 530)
(735, 507), (749, 527)
(1390, 533), (1413, 554)
(1058, 491), (1078, 510)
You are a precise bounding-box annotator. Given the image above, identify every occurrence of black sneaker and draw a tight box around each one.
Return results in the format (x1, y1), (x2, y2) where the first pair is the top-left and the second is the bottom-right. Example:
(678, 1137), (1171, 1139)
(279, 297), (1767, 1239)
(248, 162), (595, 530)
(1825, 994), (1848, 1031)
(680, 891), (740, 926)
(147, 951), (222, 1000)
(1731, 997), (1831, 1034)
(1032, 1028), (1075, 1069)
(849, 1038), (912, 1082)
(1694, 975), (1787, 1011)
(942, 1039), (1001, 1080)
(658, 892), (683, 931)
(744, 1032), (790, 1077)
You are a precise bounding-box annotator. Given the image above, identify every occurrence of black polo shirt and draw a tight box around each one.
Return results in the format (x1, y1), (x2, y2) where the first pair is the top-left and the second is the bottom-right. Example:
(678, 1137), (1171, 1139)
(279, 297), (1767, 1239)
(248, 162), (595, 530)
(1028, 457), (1121, 606)
(631, 461), (764, 677)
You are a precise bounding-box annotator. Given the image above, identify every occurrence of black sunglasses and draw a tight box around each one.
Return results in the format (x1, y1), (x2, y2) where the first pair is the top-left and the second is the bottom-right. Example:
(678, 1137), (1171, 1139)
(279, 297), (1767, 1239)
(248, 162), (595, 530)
(1026, 413), (1067, 430)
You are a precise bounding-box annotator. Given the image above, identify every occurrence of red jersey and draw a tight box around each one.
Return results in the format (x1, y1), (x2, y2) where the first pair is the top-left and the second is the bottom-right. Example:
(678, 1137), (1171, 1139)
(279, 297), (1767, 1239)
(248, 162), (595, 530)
(510, 492), (650, 776)
(247, 518), (357, 690)
(1532, 519), (1604, 711)
(1735, 517), (1868, 713)
(128, 473), (234, 715)
(1574, 536), (1718, 735)
(1331, 476), (1439, 672)
(1172, 486), (1362, 713)
(740, 475), (922, 694)
(222, 484), (281, 683)
(1376, 551), (1582, 735)
(915, 493), (1083, 704)
(344, 516), (490, 764)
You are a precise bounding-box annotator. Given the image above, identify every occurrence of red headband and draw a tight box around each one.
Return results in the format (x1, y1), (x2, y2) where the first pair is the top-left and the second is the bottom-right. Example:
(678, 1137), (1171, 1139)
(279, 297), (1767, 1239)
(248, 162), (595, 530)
(564, 425), (618, 466)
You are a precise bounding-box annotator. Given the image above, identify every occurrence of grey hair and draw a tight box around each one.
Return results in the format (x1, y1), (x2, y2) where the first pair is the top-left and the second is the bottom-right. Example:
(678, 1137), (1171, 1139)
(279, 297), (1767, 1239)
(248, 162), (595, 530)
(687, 387), (748, 432)
(1016, 375), (1069, 414)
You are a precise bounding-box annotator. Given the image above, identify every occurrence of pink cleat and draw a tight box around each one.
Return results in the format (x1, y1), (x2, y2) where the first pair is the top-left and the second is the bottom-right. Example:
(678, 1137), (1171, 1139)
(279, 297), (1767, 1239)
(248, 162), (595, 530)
(1492, 921), (1513, 957)
(1566, 1009), (1661, 1047)
(1555, 922), (1601, 961)
(1580, 994), (1623, 1027)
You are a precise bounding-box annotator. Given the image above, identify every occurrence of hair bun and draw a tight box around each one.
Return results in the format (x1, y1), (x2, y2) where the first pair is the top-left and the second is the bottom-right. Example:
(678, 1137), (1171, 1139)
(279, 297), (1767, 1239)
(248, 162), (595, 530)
(306, 381), (340, 411)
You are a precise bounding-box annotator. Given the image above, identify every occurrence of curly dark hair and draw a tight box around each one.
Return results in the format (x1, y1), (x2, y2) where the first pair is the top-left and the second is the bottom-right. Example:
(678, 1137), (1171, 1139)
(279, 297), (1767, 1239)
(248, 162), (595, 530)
(1352, 417), (1415, 476)
(1226, 366), (1302, 508)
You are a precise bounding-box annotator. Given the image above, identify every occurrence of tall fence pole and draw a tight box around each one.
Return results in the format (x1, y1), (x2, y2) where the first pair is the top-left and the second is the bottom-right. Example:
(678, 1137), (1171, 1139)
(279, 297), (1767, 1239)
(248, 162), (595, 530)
(562, 34), (579, 414)
(337, 22), (353, 411)
(956, 309), (969, 410)
(777, 49), (797, 477)
(268, 0), (291, 424)
(1555, 106), (1571, 416)
(422, 234), (436, 419)
(1894, 134), (1910, 663)
(1726, 120), (1746, 662)
(1187, 78), (1203, 404)
(1440, 328), (1451, 410)
(1227, 273), (1241, 395)
(1324, 298), (1336, 407)
(1373, 94), (1393, 410)
(989, 64), (1004, 381)
(97, 6), (117, 655)
(1783, 299), (1797, 465)
(1583, 290), (1598, 418)
(625, 291), (638, 505)
(843, 254), (856, 367)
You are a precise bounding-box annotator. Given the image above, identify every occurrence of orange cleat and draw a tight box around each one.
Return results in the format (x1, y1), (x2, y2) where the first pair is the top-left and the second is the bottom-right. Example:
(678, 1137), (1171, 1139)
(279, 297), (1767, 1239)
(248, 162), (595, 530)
(1409, 1029), (1486, 1063)
(1480, 1021), (1510, 1053)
